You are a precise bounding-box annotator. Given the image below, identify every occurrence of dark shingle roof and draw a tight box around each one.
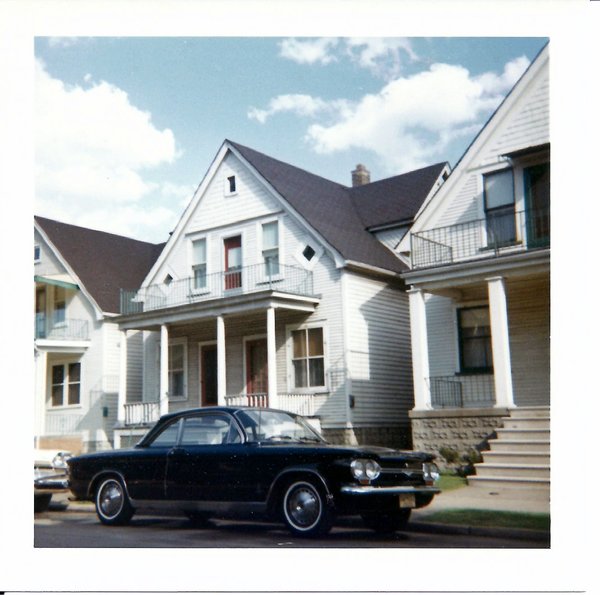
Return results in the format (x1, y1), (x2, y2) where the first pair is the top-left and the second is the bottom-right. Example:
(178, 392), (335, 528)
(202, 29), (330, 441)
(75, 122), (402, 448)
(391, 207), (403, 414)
(349, 162), (448, 229)
(35, 216), (164, 313)
(229, 141), (446, 273)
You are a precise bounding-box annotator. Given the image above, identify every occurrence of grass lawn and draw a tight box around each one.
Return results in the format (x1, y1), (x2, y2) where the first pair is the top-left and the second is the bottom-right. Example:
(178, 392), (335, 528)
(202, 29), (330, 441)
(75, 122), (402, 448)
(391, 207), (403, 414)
(437, 473), (467, 492)
(418, 509), (550, 532)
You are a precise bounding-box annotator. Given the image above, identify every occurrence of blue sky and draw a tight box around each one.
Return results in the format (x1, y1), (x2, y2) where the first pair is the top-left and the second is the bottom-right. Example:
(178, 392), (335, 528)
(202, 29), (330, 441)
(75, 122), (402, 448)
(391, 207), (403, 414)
(35, 37), (547, 242)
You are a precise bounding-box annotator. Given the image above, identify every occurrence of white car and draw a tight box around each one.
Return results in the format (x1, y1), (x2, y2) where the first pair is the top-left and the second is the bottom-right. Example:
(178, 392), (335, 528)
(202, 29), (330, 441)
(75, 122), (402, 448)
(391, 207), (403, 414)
(34, 449), (71, 512)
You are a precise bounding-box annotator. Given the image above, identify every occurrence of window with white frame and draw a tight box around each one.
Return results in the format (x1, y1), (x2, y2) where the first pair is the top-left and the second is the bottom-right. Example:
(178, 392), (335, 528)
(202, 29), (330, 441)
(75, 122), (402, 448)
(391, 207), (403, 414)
(192, 238), (207, 290)
(457, 306), (493, 373)
(53, 286), (66, 325)
(262, 221), (279, 277)
(34, 245), (41, 263)
(224, 175), (237, 196)
(51, 362), (81, 407)
(169, 342), (187, 399)
(291, 327), (325, 389)
(483, 169), (516, 246)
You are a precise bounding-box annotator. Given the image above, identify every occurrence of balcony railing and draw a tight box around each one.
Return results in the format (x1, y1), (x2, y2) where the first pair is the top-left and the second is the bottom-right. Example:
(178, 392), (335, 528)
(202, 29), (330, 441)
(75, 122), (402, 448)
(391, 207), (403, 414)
(120, 263), (315, 315)
(225, 393), (317, 417)
(35, 316), (89, 341)
(411, 208), (549, 270)
(44, 413), (85, 435)
(429, 374), (495, 409)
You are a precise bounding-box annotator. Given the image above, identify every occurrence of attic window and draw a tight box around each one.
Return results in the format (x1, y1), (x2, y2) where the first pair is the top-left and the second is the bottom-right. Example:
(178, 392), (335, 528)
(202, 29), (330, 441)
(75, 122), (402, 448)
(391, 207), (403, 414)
(225, 175), (237, 196)
(164, 274), (173, 286)
(302, 245), (316, 261)
(34, 244), (41, 263)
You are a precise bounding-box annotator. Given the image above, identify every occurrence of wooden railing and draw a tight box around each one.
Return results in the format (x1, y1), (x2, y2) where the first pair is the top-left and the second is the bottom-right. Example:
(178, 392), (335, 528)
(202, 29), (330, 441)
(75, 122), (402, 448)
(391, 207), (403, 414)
(124, 401), (161, 426)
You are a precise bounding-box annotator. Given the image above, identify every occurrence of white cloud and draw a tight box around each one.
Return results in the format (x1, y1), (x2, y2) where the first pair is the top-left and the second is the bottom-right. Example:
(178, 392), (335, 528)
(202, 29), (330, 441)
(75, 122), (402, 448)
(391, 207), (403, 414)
(35, 59), (180, 241)
(303, 57), (531, 173)
(279, 38), (339, 65)
(248, 94), (349, 124)
(47, 37), (82, 49)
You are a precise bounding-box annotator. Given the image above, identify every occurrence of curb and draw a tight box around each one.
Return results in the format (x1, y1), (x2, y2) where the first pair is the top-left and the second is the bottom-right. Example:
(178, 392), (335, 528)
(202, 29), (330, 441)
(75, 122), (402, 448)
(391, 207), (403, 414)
(408, 520), (550, 543)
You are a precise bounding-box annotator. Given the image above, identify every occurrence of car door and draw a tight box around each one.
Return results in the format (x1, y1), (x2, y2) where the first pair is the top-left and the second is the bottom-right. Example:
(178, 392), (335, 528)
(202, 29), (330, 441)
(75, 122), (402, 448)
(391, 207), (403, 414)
(165, 412), (249, 503)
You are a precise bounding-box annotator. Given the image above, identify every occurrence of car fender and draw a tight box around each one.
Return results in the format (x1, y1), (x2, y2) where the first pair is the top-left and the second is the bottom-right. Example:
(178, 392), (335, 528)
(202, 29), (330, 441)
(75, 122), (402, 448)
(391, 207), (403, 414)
(88, 469), (132, 502)
(266, 465), (334, 513)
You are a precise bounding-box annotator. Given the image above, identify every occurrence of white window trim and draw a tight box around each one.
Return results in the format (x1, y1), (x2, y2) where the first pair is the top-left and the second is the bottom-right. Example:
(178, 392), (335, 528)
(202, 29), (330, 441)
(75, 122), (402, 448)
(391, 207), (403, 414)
(224, 174), (238, 197)
(285, 322), (329, 393)
(188, 233), (211, 295)
(452, 300), (491, 375)
(48, 361), (82, 409)
(257, 217), (284, 282)
(168, 338), (188, 402)
(293, 234), (323, 271)
(34, 244), (41, 264)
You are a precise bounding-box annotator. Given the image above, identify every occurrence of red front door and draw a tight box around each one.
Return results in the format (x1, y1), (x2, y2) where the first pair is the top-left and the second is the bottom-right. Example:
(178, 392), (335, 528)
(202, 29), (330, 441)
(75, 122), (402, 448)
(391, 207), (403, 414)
(224, 236), (242, 290)
(246, 339), (268, 405)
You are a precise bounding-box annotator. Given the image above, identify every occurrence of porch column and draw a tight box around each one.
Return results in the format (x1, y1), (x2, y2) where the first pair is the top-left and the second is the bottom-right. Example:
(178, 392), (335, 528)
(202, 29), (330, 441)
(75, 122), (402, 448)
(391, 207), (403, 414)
(160, 324), (169, 416)
(487, 276), (515, 408)
(408, 288), (432, 410)
(117, 330), (127, 425)
(267, 307), (278, 409)
(217, 315), (226, 405)
(34, 349), (48, 443)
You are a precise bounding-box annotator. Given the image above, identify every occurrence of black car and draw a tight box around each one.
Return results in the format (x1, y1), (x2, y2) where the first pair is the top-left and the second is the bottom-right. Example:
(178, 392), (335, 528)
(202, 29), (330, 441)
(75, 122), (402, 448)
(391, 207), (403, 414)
(68, 407), (440, 537)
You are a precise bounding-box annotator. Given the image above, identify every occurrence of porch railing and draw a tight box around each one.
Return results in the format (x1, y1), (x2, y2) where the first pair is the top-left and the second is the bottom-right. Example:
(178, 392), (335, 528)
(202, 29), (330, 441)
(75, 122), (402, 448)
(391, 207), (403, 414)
(44, 413), (85, 435)
(124, 401), (161, 426)
(224, 393), (316, 417)
(120, 263), (314, 315)
(35, 316), (89, 341)
(429, 374), (495, 408)
(411, 208), (549, 269)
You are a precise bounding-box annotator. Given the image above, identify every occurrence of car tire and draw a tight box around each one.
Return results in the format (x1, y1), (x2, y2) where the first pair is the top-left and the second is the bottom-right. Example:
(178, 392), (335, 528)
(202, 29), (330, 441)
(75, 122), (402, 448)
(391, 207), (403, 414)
(95, 476), (134, 526)
(281, 479), (332, 537)
(34, 493), (52, 513)
(361, 509), (411, 534)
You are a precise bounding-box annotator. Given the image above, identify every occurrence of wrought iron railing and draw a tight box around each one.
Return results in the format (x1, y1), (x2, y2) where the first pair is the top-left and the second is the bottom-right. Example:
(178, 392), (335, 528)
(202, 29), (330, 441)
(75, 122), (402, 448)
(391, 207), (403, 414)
(35, 316), (89, 341)
(120, 263), (314, 315)
(411, 208), (549, 269)
(429, 374), (495, 408)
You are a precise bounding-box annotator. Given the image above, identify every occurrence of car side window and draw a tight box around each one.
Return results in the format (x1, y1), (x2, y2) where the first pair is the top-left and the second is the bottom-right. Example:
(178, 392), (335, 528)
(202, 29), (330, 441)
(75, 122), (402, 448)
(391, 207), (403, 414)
(147, 419), (181, 448)
(180, 414), (241, 446)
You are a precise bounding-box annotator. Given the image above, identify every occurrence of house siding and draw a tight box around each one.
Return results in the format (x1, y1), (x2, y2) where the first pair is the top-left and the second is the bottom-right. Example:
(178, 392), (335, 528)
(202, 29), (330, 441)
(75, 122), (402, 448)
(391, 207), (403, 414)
(345, 272), (413, 430)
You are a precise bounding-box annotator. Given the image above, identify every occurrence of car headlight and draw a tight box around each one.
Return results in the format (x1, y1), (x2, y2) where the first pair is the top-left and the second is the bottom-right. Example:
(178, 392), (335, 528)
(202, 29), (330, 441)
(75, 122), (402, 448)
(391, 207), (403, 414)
(52, 452), (72, 470)
(350, 458), (381, 482)
(422, 462), (440, 485)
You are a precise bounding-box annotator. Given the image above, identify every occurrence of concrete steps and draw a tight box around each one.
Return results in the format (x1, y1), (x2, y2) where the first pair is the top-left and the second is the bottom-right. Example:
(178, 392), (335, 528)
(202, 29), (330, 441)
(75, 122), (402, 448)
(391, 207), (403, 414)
(468, 406), (550, 499)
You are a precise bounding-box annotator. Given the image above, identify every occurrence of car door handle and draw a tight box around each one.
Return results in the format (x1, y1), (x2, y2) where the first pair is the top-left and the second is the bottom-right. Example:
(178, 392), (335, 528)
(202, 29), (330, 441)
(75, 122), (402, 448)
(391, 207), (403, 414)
(168, 447), (189, 457)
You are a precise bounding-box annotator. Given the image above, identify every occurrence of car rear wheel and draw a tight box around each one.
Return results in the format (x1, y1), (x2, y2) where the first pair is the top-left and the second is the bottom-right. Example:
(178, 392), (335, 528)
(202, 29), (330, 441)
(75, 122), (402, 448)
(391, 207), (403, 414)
(361, 509), (411, 534)
(95, 477), (134, 526)
(34, 493), (52, 513)
(281, 479), (332, 537)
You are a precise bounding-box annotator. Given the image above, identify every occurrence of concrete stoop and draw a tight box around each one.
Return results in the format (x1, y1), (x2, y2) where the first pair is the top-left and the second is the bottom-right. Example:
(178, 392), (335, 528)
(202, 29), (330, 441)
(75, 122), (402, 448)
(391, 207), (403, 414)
(468, 406), (550, 500)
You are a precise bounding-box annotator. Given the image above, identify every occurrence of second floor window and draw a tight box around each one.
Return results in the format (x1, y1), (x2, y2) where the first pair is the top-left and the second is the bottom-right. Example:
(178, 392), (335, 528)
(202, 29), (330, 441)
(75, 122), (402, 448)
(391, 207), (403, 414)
(262, 221), (279, 277)
(192, 238), (207, 290)
(457, 307), (493, 373)
(54, 286), (66, 325)
(484, 169), (516, 247)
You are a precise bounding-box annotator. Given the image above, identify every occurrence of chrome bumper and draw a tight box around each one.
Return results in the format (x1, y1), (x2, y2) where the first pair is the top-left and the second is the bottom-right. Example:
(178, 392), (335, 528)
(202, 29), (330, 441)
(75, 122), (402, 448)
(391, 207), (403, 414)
(340, 485), (441, 496)
(34, 474), (69, 492)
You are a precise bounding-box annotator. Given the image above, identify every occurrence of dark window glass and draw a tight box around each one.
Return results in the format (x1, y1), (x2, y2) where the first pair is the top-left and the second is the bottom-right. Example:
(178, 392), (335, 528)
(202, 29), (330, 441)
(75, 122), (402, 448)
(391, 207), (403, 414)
(303, 245), (316, 261)
(228, 175), (236, 193)
(291, 328), (325, 388)
(458, 307), (493, 373)
(484, 169), (516, 246)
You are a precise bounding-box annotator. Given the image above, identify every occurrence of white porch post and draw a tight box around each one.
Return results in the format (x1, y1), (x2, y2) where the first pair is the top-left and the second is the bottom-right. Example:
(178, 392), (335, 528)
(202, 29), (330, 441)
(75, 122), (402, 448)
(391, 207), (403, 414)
(408, 288), (432, 410)
(34, 349), (48, 443)
(117, 330), (127, 425)
(217, 315), (227, 405)
(160, 324), (170, 415)
(267, 307), (278, 409)
(487, 276), (515, 408)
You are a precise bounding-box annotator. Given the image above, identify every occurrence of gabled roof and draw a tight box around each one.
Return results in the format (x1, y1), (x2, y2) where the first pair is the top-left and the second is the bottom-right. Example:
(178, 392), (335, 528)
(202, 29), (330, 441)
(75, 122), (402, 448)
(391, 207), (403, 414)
(35, 216), (164, 314)
(228, 141), (447, 274)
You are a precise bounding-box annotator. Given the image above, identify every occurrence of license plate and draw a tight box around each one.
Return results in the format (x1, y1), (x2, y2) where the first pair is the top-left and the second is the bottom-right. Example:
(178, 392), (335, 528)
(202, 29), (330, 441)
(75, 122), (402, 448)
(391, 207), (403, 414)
(399, 494), (416, 508)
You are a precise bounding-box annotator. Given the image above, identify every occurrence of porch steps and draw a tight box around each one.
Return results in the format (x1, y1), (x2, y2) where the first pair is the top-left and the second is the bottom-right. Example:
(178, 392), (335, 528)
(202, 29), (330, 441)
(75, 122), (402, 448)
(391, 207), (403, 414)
(467, 406), (550, 500)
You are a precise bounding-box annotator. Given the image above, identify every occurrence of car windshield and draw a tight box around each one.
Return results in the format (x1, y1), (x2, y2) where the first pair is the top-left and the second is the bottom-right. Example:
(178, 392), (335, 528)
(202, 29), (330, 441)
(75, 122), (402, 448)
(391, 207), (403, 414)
(234, 409), (325, 444)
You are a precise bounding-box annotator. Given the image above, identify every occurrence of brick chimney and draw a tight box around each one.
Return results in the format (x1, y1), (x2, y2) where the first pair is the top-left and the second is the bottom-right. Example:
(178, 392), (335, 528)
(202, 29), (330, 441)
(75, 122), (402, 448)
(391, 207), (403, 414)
(351, 164), (370, 187)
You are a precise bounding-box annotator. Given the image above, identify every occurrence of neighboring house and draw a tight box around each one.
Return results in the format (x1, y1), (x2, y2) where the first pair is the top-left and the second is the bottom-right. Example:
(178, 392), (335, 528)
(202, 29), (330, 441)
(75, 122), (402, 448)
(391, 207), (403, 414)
(114, 140), (449, 448)
(34, 216), (163, 453)
(399, 44), (549, 496)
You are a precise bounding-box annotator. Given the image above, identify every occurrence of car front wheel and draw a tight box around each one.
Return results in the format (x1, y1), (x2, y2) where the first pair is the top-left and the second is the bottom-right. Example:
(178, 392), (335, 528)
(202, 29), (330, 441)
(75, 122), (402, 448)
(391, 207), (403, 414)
(361, 509), (411, 534)
(95, 477), (134, 526)
(281, 479), (332, 537)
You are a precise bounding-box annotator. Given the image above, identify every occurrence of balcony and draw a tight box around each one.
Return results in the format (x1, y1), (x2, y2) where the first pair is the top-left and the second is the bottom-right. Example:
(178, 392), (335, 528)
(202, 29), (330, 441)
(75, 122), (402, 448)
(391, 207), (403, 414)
(35, 316), (90, 341)
(410, 208), (549, 270)
(120, 263), (315, 315)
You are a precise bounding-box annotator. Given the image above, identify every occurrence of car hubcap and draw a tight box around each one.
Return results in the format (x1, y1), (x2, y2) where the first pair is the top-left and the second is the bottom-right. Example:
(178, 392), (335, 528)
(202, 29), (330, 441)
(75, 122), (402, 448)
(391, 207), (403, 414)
(286, 485), (320, 529)
(99, 481), (123, 518)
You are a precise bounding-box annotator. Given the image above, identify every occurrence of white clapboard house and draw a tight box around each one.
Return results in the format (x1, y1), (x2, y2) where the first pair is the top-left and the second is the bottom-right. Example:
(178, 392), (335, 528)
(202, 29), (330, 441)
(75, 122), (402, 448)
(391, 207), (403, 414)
(34, 216), (163, 453)
(399, 44), (550, 498)
(114, 141), (448, 448)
